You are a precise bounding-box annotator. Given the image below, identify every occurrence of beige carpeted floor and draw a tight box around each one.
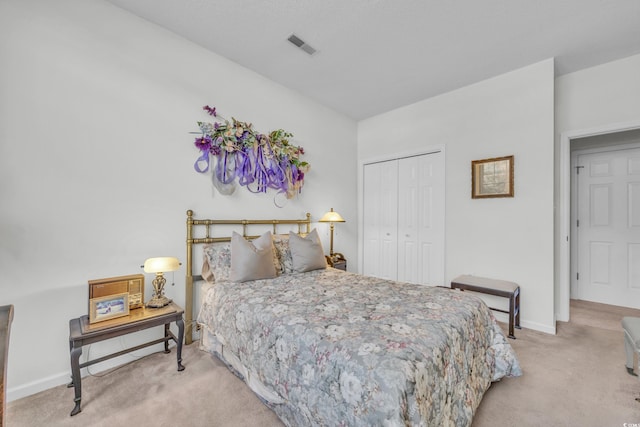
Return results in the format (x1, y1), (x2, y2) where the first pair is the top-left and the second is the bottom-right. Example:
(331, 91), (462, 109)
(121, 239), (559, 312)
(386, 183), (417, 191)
(7, 300), (640, 426)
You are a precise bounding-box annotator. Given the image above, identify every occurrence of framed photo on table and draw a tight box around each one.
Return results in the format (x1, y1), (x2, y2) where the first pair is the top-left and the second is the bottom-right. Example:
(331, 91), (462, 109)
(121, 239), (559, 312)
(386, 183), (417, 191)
(471, 155), (514, 199)
(89, 292), (129, 324)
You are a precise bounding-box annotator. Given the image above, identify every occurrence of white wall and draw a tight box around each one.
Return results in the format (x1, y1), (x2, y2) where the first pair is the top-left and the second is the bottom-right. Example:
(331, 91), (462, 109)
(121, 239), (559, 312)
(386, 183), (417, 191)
(556, 54), (640, 132)
(554, 53), (640, 321)
(0, 0), (357, 400)
(4, 0), (636, 403)
(358, 59), (556, 334)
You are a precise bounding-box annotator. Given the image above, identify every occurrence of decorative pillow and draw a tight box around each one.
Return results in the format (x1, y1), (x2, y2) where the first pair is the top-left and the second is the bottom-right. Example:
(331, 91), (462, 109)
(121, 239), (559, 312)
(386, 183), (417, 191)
(230, 231), (277, 282)
(202, 242), (231, 283)
(289, 228), (327, 273)
(272, 234), (293, 275)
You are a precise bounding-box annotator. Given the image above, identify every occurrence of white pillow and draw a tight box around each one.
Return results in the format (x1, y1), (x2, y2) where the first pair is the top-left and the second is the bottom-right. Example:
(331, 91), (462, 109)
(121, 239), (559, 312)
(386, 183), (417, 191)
(289, 228), (327, 273)
(230, 231), (277, 282)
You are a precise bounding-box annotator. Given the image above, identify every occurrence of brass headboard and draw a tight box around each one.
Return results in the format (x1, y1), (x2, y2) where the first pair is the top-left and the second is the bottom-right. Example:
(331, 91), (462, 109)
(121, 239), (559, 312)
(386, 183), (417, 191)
(185, 209), (311, 344)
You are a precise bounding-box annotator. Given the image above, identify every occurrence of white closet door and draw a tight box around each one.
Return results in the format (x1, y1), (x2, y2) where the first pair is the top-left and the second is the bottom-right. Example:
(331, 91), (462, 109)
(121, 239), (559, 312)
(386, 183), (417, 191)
(363, 160), (398, 280)
(418, 152), (445, 286)
(397, 157), (419, 283)
(397, 153), (445, 286)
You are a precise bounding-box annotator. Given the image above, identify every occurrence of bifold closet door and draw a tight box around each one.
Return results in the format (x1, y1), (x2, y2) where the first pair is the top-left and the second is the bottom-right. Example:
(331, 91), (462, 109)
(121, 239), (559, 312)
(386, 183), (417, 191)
(363, 152), (444, 286)
(397, 154), (445, 286)
(362, 160), (398, 280)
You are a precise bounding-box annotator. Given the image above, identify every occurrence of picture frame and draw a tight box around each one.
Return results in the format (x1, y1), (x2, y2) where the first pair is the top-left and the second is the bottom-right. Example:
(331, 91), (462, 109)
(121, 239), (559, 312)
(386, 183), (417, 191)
(89, 292), (130, 324)
(471, 155), (514, 199)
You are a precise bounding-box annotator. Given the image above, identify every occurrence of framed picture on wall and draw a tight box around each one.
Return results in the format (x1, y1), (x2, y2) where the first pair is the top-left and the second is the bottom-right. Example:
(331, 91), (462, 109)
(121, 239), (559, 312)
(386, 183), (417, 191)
(471, 155), (514, 198)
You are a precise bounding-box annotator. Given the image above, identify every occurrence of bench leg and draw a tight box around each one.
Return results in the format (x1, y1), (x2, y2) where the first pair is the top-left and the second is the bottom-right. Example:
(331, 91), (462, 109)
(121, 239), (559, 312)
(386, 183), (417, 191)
(624, 333), (638, 376)
(515, 290), (521, 330)
(508, 295), (516, 339)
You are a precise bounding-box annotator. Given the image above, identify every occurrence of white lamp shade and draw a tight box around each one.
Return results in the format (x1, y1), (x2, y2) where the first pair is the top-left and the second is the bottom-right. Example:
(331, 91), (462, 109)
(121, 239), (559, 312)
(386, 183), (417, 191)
(143, 257), (180, 273)
(319, 208), (345, 223)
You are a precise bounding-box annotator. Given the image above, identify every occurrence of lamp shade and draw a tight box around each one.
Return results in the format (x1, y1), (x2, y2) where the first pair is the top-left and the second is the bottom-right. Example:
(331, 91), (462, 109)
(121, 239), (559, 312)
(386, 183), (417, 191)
(143, 257), (180, 274)
(319, 208), (345, 223)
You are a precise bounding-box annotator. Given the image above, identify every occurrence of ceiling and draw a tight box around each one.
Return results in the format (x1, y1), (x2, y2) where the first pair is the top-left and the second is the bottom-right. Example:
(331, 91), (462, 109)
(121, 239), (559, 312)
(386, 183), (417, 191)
(105, 0), (640, 120)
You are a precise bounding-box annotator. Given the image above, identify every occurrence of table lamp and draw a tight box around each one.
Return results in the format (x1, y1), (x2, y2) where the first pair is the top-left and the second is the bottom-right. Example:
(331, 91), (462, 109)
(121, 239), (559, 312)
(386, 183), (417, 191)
(143, 257), (180, 308)
(318, 208), (345, 258)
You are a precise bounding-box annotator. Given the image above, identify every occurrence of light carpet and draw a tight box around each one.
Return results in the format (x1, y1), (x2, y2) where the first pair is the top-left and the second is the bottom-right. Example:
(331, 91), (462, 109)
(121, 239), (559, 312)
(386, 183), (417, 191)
(7, 300), (640, 426)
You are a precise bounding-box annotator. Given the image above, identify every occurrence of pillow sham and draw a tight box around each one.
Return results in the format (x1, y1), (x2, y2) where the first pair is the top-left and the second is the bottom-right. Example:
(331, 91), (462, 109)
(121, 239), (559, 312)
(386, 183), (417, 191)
(230, 231), (277, 282)
(202, 242), (231, 283)
(272, 234), (293, 275)
(289, 228), (327, 273)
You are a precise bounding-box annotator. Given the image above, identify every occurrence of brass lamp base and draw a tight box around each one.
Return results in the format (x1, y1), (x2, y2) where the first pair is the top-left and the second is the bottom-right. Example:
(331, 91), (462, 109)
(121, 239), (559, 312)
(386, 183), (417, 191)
(146, 273), (171, 308)
(146, 295), (172, 308)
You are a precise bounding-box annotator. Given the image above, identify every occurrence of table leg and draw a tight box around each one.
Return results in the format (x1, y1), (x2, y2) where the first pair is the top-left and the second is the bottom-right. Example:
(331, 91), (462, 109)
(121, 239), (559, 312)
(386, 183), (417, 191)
(69, 345), (82, 416)
(164, 324), (170, 354)
(176, 317), (185, 371)
(67, 338), (74, 387)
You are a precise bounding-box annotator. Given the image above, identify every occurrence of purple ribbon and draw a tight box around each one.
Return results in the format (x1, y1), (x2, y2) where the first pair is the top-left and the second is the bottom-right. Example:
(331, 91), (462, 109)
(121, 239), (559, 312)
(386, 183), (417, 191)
(193, 151), (210, 173)
(199, 138), (306, 198)
(249, 145), (270, 193)
(216, 151), (236, 184)
(236, 149), (255, 187)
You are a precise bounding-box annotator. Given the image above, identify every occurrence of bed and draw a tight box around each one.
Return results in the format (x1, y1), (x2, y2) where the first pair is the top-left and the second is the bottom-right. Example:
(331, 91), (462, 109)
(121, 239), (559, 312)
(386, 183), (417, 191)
(185, 210), (522, 426)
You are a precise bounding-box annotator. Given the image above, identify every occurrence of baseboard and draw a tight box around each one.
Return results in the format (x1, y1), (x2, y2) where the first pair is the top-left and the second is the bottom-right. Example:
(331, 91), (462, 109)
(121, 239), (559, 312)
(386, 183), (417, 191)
(493, 312), (556, 335)
(7, 371), (70, 402)
(7, 342), (171, 402)
(520, 319), (556, 335)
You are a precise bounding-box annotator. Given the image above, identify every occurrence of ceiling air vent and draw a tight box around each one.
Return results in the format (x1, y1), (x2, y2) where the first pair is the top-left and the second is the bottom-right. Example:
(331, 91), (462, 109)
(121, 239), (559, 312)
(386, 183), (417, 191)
(287, 34), (317, 56)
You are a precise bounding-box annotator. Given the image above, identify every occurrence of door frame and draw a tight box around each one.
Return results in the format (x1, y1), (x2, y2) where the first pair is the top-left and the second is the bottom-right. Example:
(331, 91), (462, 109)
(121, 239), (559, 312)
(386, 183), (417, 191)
(558, 120), (640, 321)
(358, 145), (445, 277)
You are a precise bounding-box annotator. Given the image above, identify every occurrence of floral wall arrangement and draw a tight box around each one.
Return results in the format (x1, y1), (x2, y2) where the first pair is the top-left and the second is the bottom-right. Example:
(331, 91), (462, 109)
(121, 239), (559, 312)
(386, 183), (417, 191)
(192, 105), (310, 204)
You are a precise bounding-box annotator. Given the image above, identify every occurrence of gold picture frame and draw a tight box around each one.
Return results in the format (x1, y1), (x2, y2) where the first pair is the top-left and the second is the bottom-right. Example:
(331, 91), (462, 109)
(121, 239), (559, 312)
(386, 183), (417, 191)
(472, 155), (514, 198)
(89, 292), (130, 324)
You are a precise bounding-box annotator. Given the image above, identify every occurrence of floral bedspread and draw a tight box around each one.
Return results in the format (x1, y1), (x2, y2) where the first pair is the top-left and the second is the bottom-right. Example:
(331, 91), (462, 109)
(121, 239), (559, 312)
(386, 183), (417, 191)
(198, 268), (521, 427)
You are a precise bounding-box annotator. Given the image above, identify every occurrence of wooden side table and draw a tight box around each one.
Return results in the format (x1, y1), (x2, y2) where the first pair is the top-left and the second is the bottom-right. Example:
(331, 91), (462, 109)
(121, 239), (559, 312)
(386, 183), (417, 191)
(326, 254), (347, 271)
(332, 259), (347, 271)
(68, 302), (185, 416)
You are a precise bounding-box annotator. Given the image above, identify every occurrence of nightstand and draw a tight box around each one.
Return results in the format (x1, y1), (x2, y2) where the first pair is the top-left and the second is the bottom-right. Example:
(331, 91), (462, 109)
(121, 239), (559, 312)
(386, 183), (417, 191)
(326, 254), (347, 271)
(67, 302), (185, 416)
(332, 259), (347, 271)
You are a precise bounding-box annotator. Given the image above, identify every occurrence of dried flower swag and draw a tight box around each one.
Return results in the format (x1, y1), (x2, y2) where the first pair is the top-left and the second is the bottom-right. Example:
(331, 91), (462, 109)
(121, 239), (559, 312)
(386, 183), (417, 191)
(192, 105), (309, 199)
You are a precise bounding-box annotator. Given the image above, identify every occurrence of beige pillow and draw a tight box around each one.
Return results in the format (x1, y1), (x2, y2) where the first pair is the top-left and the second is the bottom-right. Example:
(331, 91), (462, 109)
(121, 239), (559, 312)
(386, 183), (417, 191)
(289, 228), (327, 273)
(230, 231), (277, 282)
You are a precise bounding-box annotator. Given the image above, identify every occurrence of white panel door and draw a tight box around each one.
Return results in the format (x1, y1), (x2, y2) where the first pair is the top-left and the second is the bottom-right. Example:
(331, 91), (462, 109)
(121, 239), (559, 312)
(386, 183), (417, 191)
(397, 153), (445, 286)
(397, 157), (419, 283)
(363, 160), (398, 280)
(417, 153), (445, 286)
(576, 147), (640, 308)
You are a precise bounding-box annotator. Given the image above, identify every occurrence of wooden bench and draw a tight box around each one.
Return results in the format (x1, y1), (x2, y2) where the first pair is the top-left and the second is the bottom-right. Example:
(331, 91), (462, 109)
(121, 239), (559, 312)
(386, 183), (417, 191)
(451, 275), (520, 339)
